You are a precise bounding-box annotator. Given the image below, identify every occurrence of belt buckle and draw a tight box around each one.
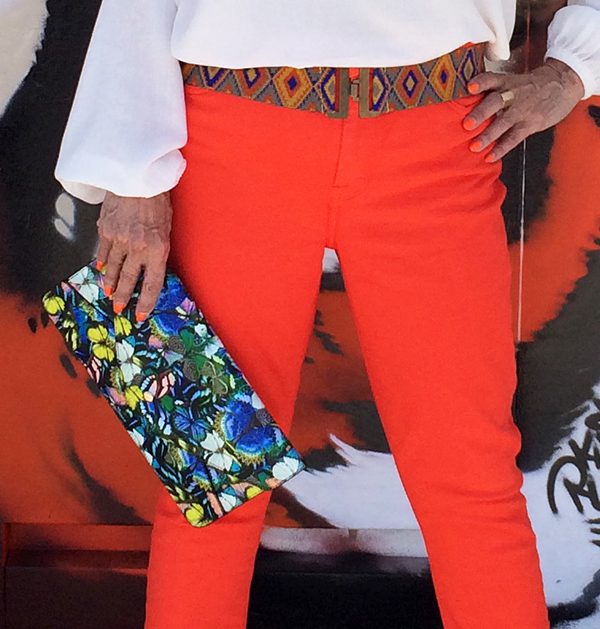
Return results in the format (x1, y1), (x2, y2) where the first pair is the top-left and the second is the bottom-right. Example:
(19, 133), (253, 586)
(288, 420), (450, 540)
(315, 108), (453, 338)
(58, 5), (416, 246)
(326, 68), (381, 118)
(325, 67), (380, 118)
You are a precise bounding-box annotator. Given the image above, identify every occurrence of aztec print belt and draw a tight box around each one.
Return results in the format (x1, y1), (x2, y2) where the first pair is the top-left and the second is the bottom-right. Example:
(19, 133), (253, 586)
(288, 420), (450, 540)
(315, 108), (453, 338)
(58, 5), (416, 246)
(180, 43), (486, 119)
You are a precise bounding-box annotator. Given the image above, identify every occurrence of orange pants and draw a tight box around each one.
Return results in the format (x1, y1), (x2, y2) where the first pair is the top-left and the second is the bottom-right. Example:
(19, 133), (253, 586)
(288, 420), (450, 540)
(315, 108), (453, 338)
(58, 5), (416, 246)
(144, 66), (550, 629)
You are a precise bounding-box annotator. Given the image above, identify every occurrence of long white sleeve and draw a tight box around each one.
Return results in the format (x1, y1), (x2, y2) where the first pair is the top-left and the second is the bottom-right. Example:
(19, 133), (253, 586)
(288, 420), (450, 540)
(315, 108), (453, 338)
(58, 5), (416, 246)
(545, 0), (600, 99)
(54, 0), (187, 205)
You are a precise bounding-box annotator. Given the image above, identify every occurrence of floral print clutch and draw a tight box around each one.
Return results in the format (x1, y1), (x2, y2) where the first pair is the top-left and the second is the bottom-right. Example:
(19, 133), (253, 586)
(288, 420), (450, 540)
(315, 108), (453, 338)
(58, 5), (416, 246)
(41, 260), (306, 527)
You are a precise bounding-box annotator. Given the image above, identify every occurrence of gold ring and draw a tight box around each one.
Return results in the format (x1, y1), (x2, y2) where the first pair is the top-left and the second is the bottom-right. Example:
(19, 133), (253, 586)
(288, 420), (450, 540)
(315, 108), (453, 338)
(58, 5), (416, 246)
(499, 89), (515, 108)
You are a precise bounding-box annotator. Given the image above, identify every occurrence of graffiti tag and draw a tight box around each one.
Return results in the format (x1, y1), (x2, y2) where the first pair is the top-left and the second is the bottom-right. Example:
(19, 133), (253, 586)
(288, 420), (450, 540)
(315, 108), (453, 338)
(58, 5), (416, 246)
(547, 409), (600, 547)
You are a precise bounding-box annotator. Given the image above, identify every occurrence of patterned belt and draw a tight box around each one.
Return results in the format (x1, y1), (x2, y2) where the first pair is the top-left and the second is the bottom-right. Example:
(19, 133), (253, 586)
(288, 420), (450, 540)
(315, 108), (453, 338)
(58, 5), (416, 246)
(180, 43), (486, 119)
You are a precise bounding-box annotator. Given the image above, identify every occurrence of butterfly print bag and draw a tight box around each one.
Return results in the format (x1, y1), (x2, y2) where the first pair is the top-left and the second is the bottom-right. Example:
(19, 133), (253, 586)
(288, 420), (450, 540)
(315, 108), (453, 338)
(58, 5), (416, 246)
(41, 260), (306, 527)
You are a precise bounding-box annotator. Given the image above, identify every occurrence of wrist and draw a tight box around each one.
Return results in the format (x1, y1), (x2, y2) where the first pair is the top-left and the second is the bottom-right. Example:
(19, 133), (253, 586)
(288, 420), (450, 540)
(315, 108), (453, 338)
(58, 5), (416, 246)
(543, 57), (585, 100)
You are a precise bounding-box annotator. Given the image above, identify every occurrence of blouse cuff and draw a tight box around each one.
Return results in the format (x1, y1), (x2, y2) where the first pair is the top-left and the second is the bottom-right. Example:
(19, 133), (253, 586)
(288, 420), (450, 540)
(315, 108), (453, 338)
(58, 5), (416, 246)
(545, 5), (600, 100)
(55, 153), (187, 205)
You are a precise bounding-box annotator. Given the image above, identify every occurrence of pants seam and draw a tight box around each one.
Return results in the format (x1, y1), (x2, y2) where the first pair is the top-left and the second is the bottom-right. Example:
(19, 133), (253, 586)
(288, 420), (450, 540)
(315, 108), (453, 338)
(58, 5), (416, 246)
(325, 120), (348, 249)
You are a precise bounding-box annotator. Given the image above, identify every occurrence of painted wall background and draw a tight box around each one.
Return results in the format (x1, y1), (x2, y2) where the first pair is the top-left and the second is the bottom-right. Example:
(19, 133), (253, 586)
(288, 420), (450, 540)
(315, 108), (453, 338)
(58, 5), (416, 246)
(1, 1), (599, 626)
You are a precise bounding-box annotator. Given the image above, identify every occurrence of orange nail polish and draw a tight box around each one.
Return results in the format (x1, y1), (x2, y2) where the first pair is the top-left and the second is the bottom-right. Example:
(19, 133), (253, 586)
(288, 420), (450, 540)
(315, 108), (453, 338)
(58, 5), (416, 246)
(95, 260), (105, 271)
(113, 302), (124, 314)
(485, 153), (496, 163)
(470, 140), (483, 152)
(468, 82), (479, 94)
(104, 285), (113, 297)
(136, 312), (148, 323)
(463, 117), (477, 130)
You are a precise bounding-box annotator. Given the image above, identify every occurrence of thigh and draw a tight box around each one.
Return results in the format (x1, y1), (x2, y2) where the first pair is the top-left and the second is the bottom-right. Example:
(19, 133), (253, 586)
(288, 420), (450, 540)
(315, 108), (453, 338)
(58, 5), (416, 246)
(335, 98), (521, 492)
(168, 85), (342, 426)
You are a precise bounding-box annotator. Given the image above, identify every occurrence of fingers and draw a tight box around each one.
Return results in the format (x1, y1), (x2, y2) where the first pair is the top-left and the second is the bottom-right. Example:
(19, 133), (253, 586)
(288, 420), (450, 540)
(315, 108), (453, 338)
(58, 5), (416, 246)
(92, 192), (172, 322)
(136, 259), (166, 323)
(100, 245), (165, 321)
(95, 235), (112, 271)
(467, 71), (508, 95)
(484, 124), (529, 162)
(463, 91), (506, 130)
(112, 255), (143, 315)
(468, 109), (528, 163)
(102, 244), (127, 299)
(464, 72), (521, 162)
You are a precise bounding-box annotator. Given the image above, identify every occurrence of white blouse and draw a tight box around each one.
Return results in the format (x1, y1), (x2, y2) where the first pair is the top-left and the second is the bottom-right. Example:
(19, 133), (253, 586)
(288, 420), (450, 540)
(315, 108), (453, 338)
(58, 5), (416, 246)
(54, 0), (600, 205)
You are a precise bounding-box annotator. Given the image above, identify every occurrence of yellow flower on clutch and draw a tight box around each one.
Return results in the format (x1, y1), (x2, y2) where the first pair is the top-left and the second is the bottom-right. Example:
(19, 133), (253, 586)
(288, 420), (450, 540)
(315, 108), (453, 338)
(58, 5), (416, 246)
(87, 324), (115, 362)
(63, 317), (80, 352)
(114, 314), (132, 337)
(245, 485), (263, 500)
(124, 384), (144, 409)
(184, 504), (206, 526)
(42, 293), (65, 315)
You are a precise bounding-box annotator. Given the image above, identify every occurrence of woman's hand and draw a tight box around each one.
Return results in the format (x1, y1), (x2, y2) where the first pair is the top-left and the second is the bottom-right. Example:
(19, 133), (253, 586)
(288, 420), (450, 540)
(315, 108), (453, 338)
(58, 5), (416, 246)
(95, 190), (173, 322)
(464, 58), (585, 162)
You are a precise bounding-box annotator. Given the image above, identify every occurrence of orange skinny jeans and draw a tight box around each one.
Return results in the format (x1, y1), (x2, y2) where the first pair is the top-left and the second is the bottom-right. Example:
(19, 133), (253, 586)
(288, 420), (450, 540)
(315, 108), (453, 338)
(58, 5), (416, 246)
(144, 66), (550, 629)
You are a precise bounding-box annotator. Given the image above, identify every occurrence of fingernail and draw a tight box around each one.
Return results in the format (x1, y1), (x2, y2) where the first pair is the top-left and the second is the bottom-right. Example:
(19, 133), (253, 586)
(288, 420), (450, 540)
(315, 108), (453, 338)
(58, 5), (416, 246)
(468, 82), (479, 94)
(113, 302), (125, 314)
(470, 139), (483, 152)
(463, 117), (477, 130)
(136, 312), (148, 323)
(95, 260), (105, 271)
(104, 285), (113, 297)
(485, 153), (497, 163)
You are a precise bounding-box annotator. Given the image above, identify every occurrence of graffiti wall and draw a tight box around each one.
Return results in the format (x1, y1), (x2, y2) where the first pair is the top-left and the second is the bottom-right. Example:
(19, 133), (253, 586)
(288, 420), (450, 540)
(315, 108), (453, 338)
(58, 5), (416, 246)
(1, 1), (599, 627)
